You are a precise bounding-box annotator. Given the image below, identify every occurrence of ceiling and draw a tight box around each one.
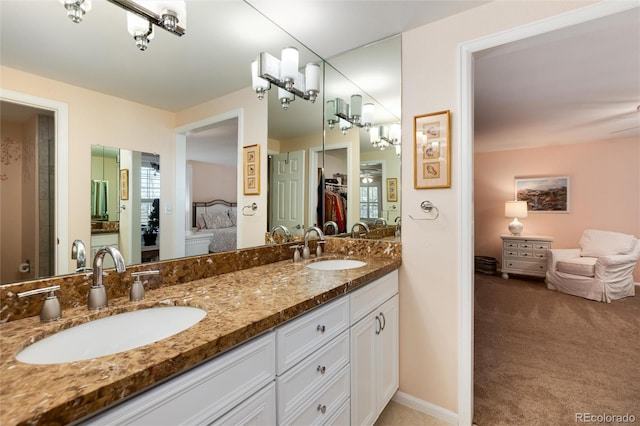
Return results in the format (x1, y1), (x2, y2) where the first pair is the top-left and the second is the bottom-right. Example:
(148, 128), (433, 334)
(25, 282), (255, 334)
(1, 1), (638, 162)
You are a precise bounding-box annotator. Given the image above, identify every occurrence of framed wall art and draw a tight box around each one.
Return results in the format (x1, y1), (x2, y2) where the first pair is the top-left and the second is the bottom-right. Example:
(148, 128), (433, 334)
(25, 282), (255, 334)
(414, 110), (451, 189)
(386, 178), (398, 202)
(119, 169), (129, 200)
(515, 176), (570, 212)
(243, 144), (260, 195)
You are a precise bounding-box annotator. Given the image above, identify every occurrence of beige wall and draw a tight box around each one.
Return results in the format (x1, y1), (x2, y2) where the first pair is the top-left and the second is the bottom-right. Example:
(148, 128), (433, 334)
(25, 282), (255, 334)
(2, 66), (176, 271)
(475, 138), (640, 281)
(189, 160), (237, 204)
(401, 0), (596, 414)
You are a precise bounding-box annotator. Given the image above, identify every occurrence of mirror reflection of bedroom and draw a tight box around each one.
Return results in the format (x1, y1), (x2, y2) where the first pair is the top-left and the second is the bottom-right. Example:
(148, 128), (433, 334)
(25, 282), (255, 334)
(185, 118), (239, 256)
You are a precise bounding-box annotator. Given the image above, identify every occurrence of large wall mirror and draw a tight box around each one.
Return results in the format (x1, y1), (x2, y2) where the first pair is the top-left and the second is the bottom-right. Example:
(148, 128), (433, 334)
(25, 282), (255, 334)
(0, 2), (401, 285)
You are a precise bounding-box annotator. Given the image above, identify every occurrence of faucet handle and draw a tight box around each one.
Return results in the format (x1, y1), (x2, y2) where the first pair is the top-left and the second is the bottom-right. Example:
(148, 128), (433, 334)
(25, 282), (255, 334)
(290, 245), (303, 263)
(18, 285), (62, 322)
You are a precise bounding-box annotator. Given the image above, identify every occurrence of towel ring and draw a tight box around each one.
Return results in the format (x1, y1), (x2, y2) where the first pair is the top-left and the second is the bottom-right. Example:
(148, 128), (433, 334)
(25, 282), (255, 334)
(409, 200), (440, 221)
(242, 202), (258, 216)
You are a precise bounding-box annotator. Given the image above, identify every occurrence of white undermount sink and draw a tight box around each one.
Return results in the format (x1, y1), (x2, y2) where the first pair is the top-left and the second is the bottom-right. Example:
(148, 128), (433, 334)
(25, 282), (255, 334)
(16, 306), (207, 365)
(306, 259), (367, 271)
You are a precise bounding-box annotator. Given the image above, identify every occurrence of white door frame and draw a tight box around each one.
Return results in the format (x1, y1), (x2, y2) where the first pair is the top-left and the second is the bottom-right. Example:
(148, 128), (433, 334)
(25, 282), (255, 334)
(0, 89), (69, 276)
(458, 2), (639, 424)
(174, 109), (242, 258)
(310, 142), (353, 229)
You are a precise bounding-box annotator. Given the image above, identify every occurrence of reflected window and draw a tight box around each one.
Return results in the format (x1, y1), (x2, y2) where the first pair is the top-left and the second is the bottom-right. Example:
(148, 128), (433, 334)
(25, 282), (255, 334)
(140, 156), (160, 228)
(360, 183), (381, 220)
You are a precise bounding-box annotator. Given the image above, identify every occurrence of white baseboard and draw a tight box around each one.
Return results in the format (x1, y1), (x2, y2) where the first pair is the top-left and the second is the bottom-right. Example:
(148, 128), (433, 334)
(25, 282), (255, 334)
(392, 391), (458, 425)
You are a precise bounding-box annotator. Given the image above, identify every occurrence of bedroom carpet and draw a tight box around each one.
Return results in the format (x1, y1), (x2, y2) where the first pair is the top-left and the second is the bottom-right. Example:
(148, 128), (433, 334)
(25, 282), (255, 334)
(474, 273), (640, 426)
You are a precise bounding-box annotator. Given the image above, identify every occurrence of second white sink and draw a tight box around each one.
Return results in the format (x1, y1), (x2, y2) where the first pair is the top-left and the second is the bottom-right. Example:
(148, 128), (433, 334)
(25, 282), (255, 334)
(16, 306), (207, 365)
(306, 259), (366, 271)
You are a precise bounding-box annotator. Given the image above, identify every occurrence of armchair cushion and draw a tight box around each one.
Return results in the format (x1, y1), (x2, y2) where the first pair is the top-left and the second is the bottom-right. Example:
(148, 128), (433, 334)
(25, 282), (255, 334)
(579, 229), (637, 257)
(557, 257), (596, 277)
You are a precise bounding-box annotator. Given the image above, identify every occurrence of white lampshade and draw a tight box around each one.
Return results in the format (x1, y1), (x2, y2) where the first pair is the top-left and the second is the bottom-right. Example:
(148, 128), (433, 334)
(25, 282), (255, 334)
(505, 201), (528, 235)
(389, 123), (401, 142)
(280, 46), (299, 82)
(350, 94), (363, 119)
(505, 201), (528, 218)
(127, 12), (155, 38)
(251, 60), (270, 91)
(369, 126), (380, 144)
(304, 63), (320, 94)
(362, 103), (375, 126)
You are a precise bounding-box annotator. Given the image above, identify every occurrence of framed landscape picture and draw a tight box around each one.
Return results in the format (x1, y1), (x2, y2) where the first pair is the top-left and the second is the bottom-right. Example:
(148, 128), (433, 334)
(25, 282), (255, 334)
(515, 176), (569, 213)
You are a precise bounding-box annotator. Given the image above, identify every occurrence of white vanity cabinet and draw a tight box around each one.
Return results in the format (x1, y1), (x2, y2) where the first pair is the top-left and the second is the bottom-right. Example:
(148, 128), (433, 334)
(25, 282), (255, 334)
(276, 296), (351, 425)
(350, 270), (399, 426)
(83, 331), (275, 425)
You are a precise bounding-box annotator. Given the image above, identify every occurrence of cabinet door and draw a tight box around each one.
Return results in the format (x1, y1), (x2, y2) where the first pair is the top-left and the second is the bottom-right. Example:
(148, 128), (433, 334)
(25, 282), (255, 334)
(350, 310), (378, 426)
(377, 295), (399, 412)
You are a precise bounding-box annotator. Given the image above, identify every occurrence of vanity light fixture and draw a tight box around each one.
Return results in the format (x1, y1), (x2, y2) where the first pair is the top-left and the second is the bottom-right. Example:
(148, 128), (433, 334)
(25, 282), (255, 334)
(325, 95), (375, 132)
(60, 0), (186, 51)
(251, 47), (321, 109)
(370, 123), (401, 150)
(59, 0), (92, 23)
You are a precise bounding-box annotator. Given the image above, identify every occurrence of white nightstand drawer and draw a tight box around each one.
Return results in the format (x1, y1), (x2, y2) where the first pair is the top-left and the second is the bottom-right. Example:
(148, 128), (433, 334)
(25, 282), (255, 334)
(276, 297), (350, 375)
(504, 259), (546, 273)
(277, 330), (349, 421)
(503, 241), (518, 249)
(533, 242), (552, 250)
(504, 249), (518, 257)
(519, 242), (534, 249)
(517, 251), (534, 258)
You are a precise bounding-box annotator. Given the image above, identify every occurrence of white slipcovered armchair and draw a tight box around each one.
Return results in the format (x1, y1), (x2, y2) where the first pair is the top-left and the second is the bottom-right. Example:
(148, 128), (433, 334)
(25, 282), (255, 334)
(546, 229), (639, 302)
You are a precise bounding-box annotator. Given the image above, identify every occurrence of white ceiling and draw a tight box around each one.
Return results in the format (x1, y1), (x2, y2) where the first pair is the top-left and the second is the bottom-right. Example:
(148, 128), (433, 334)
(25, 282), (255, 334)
(1, 1), (638, 162)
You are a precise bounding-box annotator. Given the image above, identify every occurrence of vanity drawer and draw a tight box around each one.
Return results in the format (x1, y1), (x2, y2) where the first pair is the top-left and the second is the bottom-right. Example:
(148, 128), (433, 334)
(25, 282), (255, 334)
(280, 365), (350, 426)
(350, 269), (398, 324)
(277, 330), (349, 421)
(276, 297), (349, 375)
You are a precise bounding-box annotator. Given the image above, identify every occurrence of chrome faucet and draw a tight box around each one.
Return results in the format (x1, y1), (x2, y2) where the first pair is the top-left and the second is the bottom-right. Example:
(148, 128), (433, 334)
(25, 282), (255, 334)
(374, 218), (387, 226)
(88, 246), (126, 310)
(323, 221), (339, 235)
(302, 226), (325, 259)
(351, 222), (370, 238)
(71, 239), (89, 272)
(270, 225), (291, 243)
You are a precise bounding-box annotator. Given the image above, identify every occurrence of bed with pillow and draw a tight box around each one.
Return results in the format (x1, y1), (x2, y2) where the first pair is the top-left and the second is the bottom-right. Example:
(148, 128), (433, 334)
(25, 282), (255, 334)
(191, 199), (238, 253)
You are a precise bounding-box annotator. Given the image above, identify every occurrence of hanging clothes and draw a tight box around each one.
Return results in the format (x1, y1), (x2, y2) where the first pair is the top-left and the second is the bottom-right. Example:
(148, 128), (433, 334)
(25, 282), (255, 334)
(325, 190), (347, 233)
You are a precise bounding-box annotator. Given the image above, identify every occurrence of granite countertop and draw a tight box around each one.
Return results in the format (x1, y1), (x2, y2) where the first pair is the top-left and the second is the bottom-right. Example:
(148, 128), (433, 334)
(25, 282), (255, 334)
(0, 253), (400, 425)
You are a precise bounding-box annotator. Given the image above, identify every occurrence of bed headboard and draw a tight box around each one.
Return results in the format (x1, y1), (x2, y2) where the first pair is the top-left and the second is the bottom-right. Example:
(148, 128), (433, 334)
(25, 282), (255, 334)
(192, 199), (237, 228)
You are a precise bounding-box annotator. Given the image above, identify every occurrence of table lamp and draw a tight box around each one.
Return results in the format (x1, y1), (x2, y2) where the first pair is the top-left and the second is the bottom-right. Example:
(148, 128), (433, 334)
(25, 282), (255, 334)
(505, 201), (528, 235)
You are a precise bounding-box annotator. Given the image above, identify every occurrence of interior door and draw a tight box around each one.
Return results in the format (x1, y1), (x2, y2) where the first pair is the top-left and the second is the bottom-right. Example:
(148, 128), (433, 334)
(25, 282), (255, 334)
(269, 151), (305, 235)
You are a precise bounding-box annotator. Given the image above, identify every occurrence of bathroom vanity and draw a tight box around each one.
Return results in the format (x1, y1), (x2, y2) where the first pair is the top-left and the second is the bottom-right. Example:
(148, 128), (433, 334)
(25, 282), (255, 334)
(0, 239), (400, 425)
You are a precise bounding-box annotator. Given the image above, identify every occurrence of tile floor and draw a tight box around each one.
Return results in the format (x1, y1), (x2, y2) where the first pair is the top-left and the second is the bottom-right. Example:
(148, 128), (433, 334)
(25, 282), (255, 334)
(374, 401), (449, 425)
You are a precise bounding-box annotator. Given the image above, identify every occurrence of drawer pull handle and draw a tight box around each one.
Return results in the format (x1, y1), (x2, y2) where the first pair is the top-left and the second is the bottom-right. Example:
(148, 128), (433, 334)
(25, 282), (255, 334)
(375, 315), (382, 335)
(379, 312), (386, 331)
(317, 365), (326, 374)
(317, 404), (327, 414)
(316, 324), (326, 333)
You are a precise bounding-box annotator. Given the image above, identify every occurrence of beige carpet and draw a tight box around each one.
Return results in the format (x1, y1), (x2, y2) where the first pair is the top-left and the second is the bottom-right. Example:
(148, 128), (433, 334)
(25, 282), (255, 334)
(474, 273), (640, 426)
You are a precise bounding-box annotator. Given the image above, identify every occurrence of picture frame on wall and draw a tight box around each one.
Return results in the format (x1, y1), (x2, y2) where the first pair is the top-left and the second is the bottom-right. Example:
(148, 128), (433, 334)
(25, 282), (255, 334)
(119, 169), (129, 200)
(243, 144), (260, 195)
(515, 176), (570, 212)
(386, 178), (398, 202)
(414, 110), (451, 189)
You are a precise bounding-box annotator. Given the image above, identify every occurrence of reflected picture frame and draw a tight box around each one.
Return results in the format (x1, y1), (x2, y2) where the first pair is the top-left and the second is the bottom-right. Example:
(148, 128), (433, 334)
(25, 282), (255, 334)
(243, 144), (260, 195)
(414, 110), (451, 189)
(386, 178), (398, 202)
(120, 169), (129, 200)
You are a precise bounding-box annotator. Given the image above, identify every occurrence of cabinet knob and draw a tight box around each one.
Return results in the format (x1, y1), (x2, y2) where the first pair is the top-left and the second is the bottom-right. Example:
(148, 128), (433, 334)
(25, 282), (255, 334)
(316, 324), (326, 333)
(317, 365), (326, 374)
(317, 404), (327, 414)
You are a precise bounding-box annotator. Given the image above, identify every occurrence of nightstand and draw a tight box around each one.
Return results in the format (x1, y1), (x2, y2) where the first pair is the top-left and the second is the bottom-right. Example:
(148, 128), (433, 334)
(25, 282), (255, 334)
(500, 235), (553, 279)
